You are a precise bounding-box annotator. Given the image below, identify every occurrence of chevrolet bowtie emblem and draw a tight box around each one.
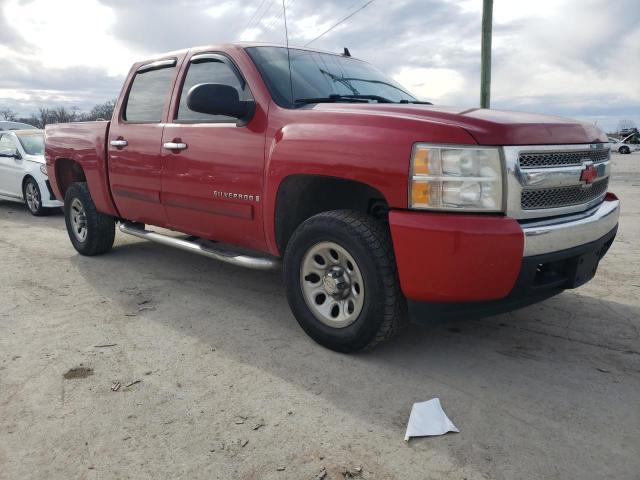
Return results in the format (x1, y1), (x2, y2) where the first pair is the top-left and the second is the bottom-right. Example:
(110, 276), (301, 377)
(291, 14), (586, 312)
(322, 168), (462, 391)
(580, 164), (598, 184)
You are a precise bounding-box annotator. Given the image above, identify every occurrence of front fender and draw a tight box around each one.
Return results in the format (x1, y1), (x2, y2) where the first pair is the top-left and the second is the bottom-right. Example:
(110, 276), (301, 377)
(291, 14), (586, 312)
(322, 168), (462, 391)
(261, 107), (478, 255)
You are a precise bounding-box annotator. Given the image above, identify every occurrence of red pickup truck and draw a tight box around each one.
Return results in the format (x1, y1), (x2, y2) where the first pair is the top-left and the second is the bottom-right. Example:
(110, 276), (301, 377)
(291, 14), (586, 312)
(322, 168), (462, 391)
(45, 43), (620, 352)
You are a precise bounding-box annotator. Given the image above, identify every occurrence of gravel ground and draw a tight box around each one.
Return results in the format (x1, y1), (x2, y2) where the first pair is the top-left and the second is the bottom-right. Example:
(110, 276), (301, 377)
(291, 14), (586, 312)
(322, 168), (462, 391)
(1, 153), (639, 480)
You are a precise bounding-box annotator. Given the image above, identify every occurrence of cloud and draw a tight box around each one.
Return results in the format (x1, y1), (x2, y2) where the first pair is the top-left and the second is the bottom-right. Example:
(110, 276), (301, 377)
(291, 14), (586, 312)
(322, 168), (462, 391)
(394, 67), (466, 101)
(0, 0), (638, 131)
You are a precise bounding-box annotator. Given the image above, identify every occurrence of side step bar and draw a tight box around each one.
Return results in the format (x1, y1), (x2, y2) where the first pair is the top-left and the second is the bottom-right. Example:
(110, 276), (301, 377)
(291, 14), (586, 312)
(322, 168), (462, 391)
(118, 222), (281, 271)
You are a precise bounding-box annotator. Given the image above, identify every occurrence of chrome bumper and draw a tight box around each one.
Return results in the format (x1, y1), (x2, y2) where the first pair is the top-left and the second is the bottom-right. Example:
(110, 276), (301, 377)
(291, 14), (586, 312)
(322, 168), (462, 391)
(522, 199), (620, 256)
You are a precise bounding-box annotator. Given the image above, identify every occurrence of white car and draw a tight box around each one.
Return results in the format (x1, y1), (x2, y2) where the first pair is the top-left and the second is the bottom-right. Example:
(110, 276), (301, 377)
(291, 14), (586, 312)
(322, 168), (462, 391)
(0, 129), (63, 215)
(608, 136), (638, 154)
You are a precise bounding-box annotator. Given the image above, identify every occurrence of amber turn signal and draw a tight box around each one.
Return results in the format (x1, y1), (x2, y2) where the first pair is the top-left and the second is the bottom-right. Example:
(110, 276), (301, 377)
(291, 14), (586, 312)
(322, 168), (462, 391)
(412, 147), (430, 175)
(411, 181), (430, 206)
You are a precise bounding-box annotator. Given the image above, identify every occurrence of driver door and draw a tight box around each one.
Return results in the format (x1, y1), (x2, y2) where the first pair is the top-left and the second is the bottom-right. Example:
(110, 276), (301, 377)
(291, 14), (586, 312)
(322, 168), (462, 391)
(0, 134), (24, 198)
(160, 53), (267, 252)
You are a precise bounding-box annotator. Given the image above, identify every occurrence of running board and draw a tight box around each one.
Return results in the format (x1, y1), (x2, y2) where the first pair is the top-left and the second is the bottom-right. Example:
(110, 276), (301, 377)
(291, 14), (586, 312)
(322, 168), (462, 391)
(118, 222), (281, 271)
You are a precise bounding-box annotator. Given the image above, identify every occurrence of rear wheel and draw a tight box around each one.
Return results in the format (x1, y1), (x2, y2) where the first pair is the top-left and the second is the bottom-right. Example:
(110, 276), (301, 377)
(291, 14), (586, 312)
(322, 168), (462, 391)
(284, 210), (406, 352)
(23, 177), (49, 216)
(64, 182), (115, 256)
(619, 146), (630, 154)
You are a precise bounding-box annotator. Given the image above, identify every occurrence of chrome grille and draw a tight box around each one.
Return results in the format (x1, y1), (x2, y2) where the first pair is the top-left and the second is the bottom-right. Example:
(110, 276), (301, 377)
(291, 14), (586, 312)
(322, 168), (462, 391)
(521, 178), (608, 210)
(519, 149), (609, 168)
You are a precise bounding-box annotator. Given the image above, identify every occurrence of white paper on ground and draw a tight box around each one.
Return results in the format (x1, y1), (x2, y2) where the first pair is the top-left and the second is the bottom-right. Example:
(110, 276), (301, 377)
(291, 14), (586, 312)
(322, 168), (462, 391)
(404, 398), (459, 441)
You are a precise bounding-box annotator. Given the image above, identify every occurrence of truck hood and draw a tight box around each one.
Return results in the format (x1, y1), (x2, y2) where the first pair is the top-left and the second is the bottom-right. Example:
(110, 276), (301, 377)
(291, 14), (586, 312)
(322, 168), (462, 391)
(311, 104), (607, 145)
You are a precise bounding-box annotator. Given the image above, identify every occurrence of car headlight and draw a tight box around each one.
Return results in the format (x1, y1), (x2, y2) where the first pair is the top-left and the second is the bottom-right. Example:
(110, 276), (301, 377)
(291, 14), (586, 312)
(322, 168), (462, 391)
(409, 144), (503, 211)
(40, 164), (48, 176)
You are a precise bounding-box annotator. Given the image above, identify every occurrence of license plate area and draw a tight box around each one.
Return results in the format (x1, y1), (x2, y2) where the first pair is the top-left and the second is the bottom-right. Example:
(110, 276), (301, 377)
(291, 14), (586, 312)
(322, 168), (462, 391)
(530, 233), (615, 290)
(567, 252), (600, 288)
(531, 250), (600, 289)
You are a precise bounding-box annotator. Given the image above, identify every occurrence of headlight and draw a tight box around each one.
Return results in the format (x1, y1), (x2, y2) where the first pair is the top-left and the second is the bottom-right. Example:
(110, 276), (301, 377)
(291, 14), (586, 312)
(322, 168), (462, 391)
(40, 164), (48, 176)
(409, 144), (503, 211)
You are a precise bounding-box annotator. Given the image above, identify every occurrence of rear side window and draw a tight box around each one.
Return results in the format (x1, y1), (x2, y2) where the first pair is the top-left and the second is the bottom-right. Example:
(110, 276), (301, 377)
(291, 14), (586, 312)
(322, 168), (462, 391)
(0, 134), (17, 155)
(124, 64), (176, 122)
(176, 57), (252, 123)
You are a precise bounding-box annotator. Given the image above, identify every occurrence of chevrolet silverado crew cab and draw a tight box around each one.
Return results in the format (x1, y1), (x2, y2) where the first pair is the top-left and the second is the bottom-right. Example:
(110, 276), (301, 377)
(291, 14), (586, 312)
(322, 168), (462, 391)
(45, 43), (620, 352)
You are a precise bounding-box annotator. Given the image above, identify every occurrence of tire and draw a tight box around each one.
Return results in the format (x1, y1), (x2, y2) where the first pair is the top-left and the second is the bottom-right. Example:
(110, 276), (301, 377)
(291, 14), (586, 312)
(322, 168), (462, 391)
(284, 210), (406, 352)
(64, 182), (115, 256)
(619, 146), (630, 154)
(23, 177), (49, 216)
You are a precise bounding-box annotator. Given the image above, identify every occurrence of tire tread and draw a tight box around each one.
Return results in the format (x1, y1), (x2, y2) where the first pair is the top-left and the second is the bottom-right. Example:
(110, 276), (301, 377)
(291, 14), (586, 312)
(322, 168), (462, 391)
(64, 182), (115, 256)
(285, 209), (406, 351)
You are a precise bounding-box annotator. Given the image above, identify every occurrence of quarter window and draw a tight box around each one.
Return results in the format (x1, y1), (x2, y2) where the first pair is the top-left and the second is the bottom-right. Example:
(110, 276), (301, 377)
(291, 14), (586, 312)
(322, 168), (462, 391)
(177, 57), (252, 123)
(124, 64), (176, 122)
(0, 134), (17, 156)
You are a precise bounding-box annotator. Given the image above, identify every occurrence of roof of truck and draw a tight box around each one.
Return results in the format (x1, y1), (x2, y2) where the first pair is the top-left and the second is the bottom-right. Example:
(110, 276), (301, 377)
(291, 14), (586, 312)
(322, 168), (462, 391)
(233, 42), (353, 56)
(138, 42), (358, 65)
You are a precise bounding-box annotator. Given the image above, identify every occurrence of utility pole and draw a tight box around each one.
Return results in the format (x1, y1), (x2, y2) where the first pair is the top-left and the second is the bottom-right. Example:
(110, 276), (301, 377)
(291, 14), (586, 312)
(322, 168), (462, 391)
(480, 0), (493, 108)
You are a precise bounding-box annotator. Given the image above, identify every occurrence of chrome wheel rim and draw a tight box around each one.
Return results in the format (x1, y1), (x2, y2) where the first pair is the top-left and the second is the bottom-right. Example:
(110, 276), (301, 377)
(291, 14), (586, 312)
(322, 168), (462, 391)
(25, 182), (40, 212)
(70, 198), (88, 242)
(300, 241), (365, 328)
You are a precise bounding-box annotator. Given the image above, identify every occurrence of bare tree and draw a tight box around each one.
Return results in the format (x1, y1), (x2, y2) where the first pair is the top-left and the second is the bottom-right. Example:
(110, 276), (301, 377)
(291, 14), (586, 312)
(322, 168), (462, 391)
(15, 100), (118, 128)
(81, 99), (116, 121)
(0, 108), (17, 121)
(53, 106), (80, 123)
(617, 119), (637, 132)
(35, 108), (53, 128)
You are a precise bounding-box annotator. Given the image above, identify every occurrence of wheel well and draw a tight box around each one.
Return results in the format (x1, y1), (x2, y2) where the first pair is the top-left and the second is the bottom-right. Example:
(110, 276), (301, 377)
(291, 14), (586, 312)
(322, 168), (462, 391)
(21, 174), (35, 192)
(55, 159), (86, 197)
(275, 175), (389, 253)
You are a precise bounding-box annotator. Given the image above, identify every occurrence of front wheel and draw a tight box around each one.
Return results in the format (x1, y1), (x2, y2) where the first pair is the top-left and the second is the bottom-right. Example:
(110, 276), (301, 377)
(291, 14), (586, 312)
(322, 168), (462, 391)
(284, 210), (406, 352)
(64, 182), (115, 256)
(619, 146), (630, 154)
(23, 177), (49, 216)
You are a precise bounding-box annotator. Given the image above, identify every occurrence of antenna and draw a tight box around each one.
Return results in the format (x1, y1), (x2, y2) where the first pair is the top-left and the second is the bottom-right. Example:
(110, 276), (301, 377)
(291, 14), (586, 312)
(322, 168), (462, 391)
(282, 0), (295, 105)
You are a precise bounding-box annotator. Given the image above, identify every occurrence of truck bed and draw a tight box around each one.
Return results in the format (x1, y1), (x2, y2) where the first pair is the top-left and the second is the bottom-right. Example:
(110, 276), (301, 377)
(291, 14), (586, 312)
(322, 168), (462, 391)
(45, 121), (119, 217)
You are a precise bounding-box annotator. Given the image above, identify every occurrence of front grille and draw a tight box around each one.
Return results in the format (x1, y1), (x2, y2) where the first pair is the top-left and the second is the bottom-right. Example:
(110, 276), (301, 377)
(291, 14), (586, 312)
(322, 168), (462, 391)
(519, 149), (609, 168)
(521, 178), (608, 210)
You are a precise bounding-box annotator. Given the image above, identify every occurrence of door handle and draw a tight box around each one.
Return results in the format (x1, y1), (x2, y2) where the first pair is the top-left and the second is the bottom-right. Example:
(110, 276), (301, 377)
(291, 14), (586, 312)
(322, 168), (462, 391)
(110, 139), (128, 147)
(163, 142), (187, 150)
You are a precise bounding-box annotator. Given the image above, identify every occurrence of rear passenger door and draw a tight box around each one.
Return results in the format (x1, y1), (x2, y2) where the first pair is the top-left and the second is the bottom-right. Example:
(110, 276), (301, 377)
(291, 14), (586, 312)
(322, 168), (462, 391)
(160, 53), (267, 251)
(107, 58), (179, 226)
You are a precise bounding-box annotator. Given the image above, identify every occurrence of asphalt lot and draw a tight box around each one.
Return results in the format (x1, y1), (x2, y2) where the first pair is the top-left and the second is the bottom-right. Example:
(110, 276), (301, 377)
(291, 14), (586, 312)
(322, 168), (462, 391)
(1, 152), (639, 480)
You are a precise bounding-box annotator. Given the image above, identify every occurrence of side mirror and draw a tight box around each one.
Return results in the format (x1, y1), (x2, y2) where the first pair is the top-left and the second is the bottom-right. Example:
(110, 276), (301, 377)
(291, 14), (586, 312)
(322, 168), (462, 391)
(0, 150), (21, 160)
(186, 83), (255, 125)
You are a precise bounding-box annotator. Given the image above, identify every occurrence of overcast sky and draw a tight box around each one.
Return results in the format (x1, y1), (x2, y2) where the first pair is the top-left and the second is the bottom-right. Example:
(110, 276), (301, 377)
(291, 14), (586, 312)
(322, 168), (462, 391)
(1, 0), (638, 131)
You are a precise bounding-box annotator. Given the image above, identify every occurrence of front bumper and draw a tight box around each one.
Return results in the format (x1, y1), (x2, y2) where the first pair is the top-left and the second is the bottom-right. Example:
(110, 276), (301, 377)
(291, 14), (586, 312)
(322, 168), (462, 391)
(388, 194), (620, 304)
(406, 226), (617, 322)
(36, 176), (63, 208)
(521, 194), (619, 256)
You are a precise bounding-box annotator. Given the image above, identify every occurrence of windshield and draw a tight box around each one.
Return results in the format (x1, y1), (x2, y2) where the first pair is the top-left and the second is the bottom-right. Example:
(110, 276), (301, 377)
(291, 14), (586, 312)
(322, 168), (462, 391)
(246, 46), (419, 107)
(17, 133), (44, 155)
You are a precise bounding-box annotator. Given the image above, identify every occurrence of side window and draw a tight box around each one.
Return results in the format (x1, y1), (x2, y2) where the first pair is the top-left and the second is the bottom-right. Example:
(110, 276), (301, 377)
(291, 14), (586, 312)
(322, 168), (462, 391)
(123, 64), (176, 123)
(0, 134), (17, 156)
(177, 57), (252, 123)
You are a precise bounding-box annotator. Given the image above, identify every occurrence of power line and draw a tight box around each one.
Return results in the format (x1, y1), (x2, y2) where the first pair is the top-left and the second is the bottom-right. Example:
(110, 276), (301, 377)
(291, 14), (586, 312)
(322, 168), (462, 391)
(304, 0), (375, 47)
(243, 0), (269, 33)
(264, 0), (297, 32)
(251, 0), (277, 32)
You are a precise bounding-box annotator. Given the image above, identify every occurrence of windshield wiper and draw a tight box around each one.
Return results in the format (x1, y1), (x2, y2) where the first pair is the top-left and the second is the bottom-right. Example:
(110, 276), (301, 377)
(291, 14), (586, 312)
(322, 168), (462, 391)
(294, 94), (394, 105)
(399, 99), (434, 105)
